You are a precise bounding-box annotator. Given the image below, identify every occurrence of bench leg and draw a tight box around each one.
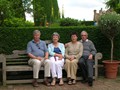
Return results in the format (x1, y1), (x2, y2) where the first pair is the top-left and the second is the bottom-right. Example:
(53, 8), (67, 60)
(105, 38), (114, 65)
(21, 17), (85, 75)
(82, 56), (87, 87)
(2, 63), (6, 86)
(94, 66), (98, 80)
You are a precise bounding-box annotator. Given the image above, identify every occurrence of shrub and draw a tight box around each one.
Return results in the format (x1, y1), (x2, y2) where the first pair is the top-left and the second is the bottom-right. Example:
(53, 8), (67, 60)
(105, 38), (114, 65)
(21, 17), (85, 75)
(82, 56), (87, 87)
(60, 18), (80, 26)
(2, 18), (34, 27)
(81, 21), (94, 26)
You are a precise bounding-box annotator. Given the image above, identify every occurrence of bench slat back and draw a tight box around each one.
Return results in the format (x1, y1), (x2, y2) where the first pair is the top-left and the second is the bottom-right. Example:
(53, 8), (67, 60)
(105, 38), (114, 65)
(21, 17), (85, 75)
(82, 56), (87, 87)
(6, 50), (28, 66)
(5, 40), (52, 66)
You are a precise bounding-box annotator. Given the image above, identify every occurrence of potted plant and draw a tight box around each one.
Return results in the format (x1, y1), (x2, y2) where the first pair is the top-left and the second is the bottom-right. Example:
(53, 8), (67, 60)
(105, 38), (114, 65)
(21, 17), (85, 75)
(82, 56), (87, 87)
(98, 12), (120, 79)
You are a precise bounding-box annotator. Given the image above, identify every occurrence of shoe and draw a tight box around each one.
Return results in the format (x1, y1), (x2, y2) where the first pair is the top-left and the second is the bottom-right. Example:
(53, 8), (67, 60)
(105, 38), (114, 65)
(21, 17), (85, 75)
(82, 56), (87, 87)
(88, 82), (93, 87)
(72, 79), (76, 85)
(59, 79), (64, 86)
(32, 79), (39, 87)
(68, 80), (72, 85)
(51, 80), (56, 86)
(44, 80), (50, 86)
(81, 79), (88, 84)
(88, 77), (93, 87)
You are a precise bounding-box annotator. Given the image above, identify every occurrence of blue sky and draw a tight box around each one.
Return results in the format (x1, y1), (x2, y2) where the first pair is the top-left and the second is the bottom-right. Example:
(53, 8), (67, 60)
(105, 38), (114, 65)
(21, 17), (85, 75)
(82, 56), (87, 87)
(26, 0), (106, 21)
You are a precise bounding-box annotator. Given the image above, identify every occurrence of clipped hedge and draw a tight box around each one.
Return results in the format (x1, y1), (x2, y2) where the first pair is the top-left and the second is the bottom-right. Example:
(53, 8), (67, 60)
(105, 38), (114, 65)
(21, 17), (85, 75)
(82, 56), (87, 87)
(81, 21), (94, 26)
(0, 26), (120, 61)
(60, 18), (80, 26)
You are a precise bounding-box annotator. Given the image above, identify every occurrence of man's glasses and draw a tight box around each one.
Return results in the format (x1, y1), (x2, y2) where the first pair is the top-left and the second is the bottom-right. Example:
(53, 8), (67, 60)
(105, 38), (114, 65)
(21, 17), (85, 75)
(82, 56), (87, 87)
(36, 44), (40, 49)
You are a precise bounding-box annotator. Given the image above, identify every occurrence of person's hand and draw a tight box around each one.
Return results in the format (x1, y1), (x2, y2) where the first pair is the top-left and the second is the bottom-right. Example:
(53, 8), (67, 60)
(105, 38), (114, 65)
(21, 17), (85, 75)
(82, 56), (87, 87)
(58, 55), (63, 60)
(88, 54), (93, 60)
(65, 43), (69, 48)
(55, 54), (63, 60)
(44, 56), (48, 60)
(36, 57), (42, 60)
(69, 56), (74, 61)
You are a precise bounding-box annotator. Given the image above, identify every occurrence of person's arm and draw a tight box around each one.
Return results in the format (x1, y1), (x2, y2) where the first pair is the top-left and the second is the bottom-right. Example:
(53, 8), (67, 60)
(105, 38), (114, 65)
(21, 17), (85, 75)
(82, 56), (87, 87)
(55, 43), (65, 57)
(65, 45), (70, 59)
(44, 52), (49, 60)
(56, 43), (65, 60)
(65, 42), (70, 48)
(48, 44), (55, 56)
(88, 41), (97, 60)
(73, 42), (83, 59)
(44, 41), (49, 60)
(28, 53), (42, 60)
(90, 41), (97, 56)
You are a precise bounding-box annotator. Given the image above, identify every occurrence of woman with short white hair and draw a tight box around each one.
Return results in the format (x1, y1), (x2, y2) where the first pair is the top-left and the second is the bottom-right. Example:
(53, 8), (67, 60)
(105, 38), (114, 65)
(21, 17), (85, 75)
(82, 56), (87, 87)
(48, 32), (65, 86)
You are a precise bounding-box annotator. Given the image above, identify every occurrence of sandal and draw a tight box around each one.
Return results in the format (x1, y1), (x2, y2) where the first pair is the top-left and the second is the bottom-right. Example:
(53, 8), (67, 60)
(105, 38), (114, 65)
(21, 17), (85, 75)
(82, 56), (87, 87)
(59, 79), (64, 86)
(51, 80), (56, 86)
(72, 79), (76, 85)
(68, 80), (72, 85)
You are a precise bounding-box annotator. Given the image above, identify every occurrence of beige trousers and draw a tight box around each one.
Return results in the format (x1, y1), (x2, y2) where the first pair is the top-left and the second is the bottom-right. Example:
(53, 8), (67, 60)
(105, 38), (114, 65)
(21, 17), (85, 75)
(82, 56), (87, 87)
(28, 58), (51, 79)
(64, 59), (78, 80)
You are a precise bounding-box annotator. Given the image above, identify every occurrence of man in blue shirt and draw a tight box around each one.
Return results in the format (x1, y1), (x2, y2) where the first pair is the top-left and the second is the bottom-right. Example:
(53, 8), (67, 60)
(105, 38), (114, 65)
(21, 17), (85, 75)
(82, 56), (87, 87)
(27, 30), (51, 87)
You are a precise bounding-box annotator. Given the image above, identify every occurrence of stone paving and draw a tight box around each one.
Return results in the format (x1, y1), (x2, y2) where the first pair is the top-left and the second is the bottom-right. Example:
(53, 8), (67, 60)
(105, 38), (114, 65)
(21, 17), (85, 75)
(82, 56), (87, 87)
(0, 77), (120, 90)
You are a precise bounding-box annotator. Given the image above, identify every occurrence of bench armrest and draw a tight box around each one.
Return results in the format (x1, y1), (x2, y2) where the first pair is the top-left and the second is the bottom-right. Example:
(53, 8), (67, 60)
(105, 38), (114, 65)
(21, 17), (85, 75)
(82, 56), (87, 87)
(95, 53), (102, 65)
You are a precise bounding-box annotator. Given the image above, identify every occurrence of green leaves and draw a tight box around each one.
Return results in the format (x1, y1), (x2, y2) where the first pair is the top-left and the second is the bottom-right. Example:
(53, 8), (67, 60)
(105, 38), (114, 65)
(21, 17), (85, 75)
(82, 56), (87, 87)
(60, 18), (80, 26)
(2, 18), (34, 27)
(33, 0), (60, 26)
(98, 12), (120, 61)
(106, 0), (120, 14)
(98, 12), (120, 40)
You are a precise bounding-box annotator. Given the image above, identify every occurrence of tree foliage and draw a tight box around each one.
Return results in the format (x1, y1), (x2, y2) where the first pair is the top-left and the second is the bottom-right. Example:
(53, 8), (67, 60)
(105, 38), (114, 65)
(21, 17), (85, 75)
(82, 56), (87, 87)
(0, 0), (13, 25)
(0, 0), (33, 26)
(33, 0), (60, 26)
(10, 0), (25, 19)
(98, 12), (120, 61)
(106, 0), (120, 13)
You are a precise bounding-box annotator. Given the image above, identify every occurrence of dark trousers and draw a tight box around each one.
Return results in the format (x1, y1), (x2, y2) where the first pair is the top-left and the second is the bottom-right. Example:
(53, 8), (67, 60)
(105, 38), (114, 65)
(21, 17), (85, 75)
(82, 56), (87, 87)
(78, 56), (94, 80)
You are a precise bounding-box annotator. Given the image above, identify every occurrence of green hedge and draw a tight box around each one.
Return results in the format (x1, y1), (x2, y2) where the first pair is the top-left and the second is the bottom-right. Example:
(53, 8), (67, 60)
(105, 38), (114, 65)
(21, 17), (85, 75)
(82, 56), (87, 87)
(81, 21), (94, 26)
(0, 26), (120, 62)
(60, 18), (80, 26)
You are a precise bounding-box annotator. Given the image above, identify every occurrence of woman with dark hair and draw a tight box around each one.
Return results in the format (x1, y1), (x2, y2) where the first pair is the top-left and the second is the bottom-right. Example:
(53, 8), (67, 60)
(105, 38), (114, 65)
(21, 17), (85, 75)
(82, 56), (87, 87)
(64, 32), (83, 85)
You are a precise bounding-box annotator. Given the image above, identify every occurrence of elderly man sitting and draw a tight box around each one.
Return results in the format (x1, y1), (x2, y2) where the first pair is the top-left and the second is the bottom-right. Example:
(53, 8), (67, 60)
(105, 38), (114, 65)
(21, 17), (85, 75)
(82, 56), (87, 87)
(78, 31), (97, 87)
(27, 30), (51, 87)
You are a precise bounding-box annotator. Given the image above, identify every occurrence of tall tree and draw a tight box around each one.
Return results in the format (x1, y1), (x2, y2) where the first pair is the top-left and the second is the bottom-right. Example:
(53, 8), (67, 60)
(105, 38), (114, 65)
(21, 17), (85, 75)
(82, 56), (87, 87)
(52, 0), (60, 20)
(106, 0), (120, 13)
(33, 0), (60, 26)
(33, 0), (45, 26)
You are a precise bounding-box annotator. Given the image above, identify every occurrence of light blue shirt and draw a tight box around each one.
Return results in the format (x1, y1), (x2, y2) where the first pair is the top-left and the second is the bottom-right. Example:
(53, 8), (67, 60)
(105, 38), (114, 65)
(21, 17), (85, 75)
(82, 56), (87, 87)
(27, 40), (48, 57)
(48, 43), (65, 57)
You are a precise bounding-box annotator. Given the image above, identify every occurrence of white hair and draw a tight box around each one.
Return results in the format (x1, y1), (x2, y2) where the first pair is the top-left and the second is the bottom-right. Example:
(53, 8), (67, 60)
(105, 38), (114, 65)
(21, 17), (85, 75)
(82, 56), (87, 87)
(52, 32), (60, 38)
(33, 30), (41, 35)
(81, 31), (88, 36)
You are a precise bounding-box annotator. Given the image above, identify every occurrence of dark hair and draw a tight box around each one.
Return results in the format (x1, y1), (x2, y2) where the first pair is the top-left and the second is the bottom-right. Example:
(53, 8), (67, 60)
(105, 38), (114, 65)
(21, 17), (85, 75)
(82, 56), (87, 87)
(70, 32), (78, 37)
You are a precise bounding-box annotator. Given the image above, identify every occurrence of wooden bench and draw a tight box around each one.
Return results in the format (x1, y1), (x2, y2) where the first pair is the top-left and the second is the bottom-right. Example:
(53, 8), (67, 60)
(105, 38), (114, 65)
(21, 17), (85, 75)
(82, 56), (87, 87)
(0, 41), (102, 86)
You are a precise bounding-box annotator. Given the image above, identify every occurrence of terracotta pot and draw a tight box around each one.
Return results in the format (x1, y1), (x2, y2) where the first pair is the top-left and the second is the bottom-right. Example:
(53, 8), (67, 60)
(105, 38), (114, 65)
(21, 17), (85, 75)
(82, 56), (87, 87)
(102, 60), (120, 79)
